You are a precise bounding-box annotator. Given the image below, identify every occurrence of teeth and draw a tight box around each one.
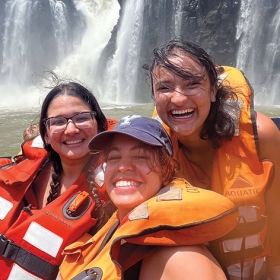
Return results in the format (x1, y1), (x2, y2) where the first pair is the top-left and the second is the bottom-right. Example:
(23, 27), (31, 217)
(171, 108), (193, 115)
(115, 180), (138, 187)
(65, 139), (83, 144)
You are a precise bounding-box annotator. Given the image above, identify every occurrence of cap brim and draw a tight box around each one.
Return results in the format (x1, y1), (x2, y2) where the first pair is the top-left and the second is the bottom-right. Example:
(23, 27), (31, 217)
(88, 128), (163, 152)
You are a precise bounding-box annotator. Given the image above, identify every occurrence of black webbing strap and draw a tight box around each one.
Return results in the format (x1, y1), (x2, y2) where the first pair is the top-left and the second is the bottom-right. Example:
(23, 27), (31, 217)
(1, 234), (59, 279)
(119, 242), (158, 271)
(95, 220), (120, 256)
(210, 233), (268, 268)
(218, 216), (267, 240)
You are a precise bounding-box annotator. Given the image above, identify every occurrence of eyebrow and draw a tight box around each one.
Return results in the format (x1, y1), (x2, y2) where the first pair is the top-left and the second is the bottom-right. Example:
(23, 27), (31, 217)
(47, 112), (85, 118)
(107, 144), (146, 153)
(153, 79), (173, 86)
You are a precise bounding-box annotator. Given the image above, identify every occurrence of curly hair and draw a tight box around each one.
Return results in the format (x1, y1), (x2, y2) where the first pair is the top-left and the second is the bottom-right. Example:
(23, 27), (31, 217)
(148, 39), (240, 149)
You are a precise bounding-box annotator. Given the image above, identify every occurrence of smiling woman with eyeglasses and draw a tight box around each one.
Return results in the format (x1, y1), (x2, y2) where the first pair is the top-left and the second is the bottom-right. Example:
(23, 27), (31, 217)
(0, 81), (117, 279)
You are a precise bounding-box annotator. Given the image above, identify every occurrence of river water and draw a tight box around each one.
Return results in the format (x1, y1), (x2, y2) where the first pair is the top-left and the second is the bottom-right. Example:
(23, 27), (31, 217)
(0, 104), (155, 156)
(1, 104), (280, 157)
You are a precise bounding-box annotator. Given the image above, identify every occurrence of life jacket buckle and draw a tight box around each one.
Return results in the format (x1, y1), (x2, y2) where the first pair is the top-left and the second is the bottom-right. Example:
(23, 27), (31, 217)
(71, 267), (102, 280)
(63, 191), (92, 220)
(0, 233), (11, 256)
(67, 191), (89, 216)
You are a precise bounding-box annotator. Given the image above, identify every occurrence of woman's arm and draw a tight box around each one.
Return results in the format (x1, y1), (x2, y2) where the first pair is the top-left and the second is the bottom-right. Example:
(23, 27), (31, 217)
(256, 112), (280, 279)
(139, 244), (226, 280)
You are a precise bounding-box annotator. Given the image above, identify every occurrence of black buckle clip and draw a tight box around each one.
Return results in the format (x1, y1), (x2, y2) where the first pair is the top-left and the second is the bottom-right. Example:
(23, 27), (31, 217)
(72, 268), (103, 280)
(0, 233), (10, 256)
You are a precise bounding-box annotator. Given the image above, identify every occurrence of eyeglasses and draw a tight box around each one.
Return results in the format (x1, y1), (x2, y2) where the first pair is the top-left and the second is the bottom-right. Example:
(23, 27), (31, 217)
(44, 111), (96, 133)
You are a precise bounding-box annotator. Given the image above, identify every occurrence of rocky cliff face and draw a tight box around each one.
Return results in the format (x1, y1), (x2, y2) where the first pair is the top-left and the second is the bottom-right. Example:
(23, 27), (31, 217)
(99, 0), (241, 102)
(106, 0), (241, 66)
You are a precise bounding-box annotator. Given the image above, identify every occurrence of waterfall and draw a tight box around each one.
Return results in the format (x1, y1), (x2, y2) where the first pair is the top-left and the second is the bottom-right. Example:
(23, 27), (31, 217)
(93, 0), (185, 104)
(2, 0), (33, 85)
(100, 0), (145, 103)
(236, 0), (280, 106)
(173, 0), (184, 37)
(45, 0), (187, 105)
(55, 0), (120, 102)
(1, 0), (279, 109)
(0, 0), (85, 108)
(49, 0), (69, 62)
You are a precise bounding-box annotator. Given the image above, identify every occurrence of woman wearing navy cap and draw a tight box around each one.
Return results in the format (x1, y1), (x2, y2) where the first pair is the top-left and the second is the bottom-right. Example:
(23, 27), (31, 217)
(58, 115), (239, 280)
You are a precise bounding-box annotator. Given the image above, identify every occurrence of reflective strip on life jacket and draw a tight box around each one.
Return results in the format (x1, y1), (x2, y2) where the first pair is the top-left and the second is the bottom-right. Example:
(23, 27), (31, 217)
(215, 206), (267, 266)
(223, 206), (264, 252)
(0, 196), (13, 221)
(223, 235), (262, 253)
(1, 234), (59, 279)
(0, 183), (97, 280)
(8, 264), (43, 280)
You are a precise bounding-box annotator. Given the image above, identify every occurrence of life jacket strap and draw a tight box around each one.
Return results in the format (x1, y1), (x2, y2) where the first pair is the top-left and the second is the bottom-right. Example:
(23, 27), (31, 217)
(218, 216), (267, 240)
(119, 242), (158, 271)
(210, 233), (268, 267)
(0, 233), (59, 279)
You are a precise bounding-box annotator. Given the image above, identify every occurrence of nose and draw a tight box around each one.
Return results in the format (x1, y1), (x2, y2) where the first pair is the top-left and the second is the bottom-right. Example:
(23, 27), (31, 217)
(171, 87), (188, 105)
(170, 89), (188, 106)
(118, 160), (135, 174)
(64, 120), (79, 134)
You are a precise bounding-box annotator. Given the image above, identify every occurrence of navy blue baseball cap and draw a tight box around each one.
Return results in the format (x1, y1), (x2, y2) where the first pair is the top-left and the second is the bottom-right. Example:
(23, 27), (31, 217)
(88, 115), (173, 156)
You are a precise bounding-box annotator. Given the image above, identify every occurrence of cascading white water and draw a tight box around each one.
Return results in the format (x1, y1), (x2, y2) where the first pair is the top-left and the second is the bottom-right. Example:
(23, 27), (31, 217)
(2, 0), (33, 84)
(55, 0), (120, 103)
(264, 8), (280, 102)
(0, 0), (79, 108)
(1, 0), (38, 108)
(49, 0), (70, 62)
(236, 1), (280, 106)
(1, 0), (279, 109)
(173, 0), (184, 37)
(100, 0), (145, 104)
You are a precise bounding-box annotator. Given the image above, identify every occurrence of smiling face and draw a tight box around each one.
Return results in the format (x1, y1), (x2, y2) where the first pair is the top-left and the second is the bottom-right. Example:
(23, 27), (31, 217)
(152, 51), (216, 139)
(44, 95), (98, 163)
(104, 134), (163, 220)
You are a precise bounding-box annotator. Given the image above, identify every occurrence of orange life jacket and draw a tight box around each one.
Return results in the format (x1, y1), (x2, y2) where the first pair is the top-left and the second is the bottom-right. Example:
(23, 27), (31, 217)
(0, 118), (118, 279)
(0, 138), (49, 232)
(0, 118), (117, 231)
(0, 141), (99, 279)
(152, 66), (274, 279)
(58, 178), (239, 280)
(0, 156), (13, 169)
(0, 179), (98, 280)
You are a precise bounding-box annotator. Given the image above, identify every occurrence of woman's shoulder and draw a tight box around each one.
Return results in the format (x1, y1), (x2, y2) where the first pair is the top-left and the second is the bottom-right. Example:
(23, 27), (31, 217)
(139, 244), (226, 280)
(256, 112), (280, 159)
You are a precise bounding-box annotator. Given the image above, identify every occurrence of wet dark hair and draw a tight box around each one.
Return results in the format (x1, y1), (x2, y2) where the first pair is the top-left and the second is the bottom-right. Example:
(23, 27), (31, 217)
(143, 145), (180, 185)
(148, 39), (239, 149)
(39, 82), (108, 204)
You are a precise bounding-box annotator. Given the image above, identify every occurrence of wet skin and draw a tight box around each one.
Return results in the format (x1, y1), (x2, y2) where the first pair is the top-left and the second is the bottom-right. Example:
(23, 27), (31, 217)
(152, 52), (216, 142)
